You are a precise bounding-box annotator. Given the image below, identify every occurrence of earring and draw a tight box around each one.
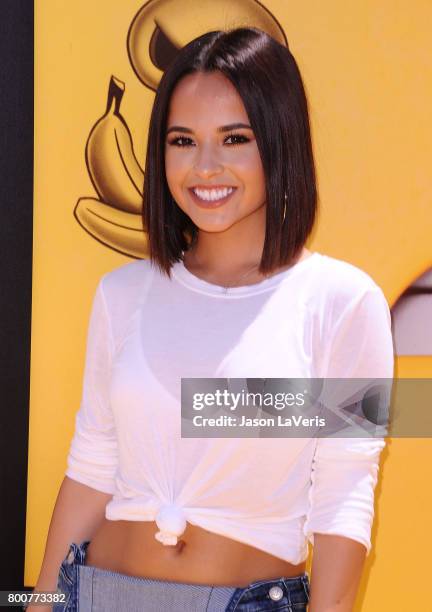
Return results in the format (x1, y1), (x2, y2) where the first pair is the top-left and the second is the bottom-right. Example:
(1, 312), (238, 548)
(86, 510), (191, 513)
(283, 192), (287, 222)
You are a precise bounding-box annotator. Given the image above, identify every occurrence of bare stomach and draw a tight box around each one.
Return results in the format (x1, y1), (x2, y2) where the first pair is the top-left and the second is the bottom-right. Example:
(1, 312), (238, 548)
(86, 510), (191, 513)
(84, 518), (307, 588)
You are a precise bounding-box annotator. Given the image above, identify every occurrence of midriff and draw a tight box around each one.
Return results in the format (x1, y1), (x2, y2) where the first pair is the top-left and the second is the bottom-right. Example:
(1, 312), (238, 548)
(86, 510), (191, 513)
(84, 518), (307, 588)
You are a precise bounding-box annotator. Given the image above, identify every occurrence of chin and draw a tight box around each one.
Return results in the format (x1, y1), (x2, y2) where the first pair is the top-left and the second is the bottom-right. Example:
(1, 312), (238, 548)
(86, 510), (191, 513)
(193, 220), (233, 233)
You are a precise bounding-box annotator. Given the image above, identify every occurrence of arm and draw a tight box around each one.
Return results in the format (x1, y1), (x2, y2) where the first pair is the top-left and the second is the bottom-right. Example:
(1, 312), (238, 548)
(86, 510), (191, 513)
(32, 476), (112, 592)
(308, 535), (366, 611)
(304, 285), (394, 611)
(28, 276), (119, 610)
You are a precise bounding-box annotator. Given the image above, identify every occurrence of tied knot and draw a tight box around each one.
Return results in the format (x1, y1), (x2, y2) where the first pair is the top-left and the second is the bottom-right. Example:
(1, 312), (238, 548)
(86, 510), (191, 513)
(154, 504), (187, 546)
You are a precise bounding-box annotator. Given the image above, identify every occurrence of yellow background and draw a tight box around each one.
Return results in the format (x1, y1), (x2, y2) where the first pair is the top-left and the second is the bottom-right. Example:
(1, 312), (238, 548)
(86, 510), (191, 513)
(29, 1), (432, 609)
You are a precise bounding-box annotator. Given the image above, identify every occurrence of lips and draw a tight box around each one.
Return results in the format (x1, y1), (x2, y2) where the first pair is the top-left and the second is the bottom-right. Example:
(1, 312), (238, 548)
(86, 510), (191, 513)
(188, 186), (237, 209)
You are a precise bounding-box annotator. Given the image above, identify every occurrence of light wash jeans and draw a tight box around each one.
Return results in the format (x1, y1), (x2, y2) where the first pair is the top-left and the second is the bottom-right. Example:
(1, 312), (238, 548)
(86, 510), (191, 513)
(53, 540), (310, 611)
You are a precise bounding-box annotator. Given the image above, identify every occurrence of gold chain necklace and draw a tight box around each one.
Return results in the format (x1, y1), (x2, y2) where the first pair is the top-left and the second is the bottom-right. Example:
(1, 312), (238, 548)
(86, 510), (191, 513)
(183, 249), (268, 293)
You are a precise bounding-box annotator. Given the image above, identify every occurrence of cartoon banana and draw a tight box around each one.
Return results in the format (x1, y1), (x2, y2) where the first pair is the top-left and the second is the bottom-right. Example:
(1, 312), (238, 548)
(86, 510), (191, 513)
(74, 197), (150, 259)
(85, 76), (144, 214)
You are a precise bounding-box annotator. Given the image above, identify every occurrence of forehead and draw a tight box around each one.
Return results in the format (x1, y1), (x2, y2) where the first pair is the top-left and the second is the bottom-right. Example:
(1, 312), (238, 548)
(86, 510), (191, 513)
(167, 71), (249, 124)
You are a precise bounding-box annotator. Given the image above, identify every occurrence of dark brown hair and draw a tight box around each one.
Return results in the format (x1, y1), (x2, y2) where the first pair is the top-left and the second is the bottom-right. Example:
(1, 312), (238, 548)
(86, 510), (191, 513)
(143, 26), (318, 277)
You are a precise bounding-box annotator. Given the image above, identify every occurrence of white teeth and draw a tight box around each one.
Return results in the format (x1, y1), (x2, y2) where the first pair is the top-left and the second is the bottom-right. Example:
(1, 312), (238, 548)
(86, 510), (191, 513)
(193, 187), (234, 201)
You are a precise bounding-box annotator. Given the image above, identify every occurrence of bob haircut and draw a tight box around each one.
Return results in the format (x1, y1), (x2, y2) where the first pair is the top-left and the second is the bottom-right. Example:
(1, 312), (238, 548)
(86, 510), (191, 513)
(143, 26), (318, 278)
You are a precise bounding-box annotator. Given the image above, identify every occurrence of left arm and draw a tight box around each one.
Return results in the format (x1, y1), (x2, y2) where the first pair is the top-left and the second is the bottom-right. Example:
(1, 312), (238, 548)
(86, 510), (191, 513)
(308, 534), (366, 611)
(304, 285), (395, 611)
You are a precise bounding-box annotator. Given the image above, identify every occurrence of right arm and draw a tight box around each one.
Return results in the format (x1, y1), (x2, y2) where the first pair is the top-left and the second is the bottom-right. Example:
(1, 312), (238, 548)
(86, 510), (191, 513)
(31, 476), (112, 593)
(28, 276), (119, 609)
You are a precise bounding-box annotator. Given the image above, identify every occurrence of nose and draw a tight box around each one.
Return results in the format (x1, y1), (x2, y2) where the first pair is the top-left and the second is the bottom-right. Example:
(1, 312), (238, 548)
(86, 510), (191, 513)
(193, 143), (224, 178)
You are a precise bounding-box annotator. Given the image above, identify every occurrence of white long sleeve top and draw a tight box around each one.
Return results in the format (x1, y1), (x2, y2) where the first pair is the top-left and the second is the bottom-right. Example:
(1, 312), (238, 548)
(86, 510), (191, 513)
(65, 251), (394, 564)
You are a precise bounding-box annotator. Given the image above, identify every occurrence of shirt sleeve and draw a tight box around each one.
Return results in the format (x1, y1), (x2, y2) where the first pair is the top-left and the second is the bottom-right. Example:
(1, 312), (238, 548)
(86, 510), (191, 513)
(303, 285), (394, 555)
(65, 275), (119, 494)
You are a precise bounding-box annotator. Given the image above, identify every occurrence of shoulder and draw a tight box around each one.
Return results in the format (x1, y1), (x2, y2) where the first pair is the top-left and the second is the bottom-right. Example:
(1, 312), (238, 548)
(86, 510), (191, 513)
(314, 255), (393, 378)
(96, 258), (155, 330)
(102, 257), (151, 285)
(99, 258), (153, 298)
(315, 253), (386, 309)
(308, 253), (390, 344)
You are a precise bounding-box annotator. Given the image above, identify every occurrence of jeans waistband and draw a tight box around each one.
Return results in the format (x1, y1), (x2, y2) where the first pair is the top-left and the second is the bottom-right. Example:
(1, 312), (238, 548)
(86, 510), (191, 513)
(61, 540), (310, 611)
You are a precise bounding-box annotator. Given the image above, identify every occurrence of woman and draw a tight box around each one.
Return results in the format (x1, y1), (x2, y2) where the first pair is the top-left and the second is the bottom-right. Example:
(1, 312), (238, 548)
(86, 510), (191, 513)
(29, 27), (394, 611)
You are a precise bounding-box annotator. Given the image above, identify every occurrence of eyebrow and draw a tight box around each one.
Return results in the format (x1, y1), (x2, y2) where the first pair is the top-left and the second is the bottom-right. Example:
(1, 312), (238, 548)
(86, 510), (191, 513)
(166, 123), (252, 135)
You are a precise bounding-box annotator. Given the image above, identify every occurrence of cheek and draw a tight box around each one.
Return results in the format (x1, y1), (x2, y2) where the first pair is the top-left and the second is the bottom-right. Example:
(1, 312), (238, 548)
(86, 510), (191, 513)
(231, 150), (266, 196)
(222, 144), (261, 167)
(164, 151), (188, 195)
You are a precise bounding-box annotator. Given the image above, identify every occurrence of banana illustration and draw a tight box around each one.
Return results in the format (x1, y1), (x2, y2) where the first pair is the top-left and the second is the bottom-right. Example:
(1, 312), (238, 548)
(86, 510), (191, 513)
(85, 75), (144, 214)
(75, 75), (150, 259)
(74, 197), (150, 259)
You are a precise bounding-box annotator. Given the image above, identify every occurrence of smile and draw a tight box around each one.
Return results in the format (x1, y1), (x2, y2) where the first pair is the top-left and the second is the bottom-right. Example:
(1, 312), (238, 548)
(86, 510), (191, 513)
(189, 186), (237, 208)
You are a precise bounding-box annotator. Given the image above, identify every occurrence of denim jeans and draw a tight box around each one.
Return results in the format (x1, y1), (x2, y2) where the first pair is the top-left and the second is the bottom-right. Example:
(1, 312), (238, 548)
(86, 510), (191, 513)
(52, 540), (310, 611)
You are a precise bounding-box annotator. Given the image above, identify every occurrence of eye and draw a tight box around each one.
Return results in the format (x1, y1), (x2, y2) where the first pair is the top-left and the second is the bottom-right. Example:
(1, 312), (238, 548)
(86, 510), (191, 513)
(224, 133), (250, 146)
(167, 136), (195, 147)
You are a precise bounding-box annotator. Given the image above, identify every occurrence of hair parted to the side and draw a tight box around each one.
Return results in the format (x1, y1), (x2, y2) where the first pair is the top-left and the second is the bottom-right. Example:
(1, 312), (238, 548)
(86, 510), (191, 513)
(142, 26), (318, 278)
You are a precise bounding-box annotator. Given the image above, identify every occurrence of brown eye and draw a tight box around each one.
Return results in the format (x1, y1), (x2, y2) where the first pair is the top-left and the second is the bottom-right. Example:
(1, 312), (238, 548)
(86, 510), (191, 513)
(167, 136), (195, 147)
(224, 133), (250, 145)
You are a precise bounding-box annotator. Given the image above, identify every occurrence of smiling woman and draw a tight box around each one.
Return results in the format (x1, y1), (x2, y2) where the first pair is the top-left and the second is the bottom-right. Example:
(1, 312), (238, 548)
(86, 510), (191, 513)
(164, 70), (268, 259)
(31, 26), (394, 612)
(143, 27), (317, 284)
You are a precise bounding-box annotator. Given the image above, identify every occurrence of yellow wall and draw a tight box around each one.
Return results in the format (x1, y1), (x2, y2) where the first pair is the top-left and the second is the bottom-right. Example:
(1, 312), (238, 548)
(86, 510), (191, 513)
(29, 1), (432, 608)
